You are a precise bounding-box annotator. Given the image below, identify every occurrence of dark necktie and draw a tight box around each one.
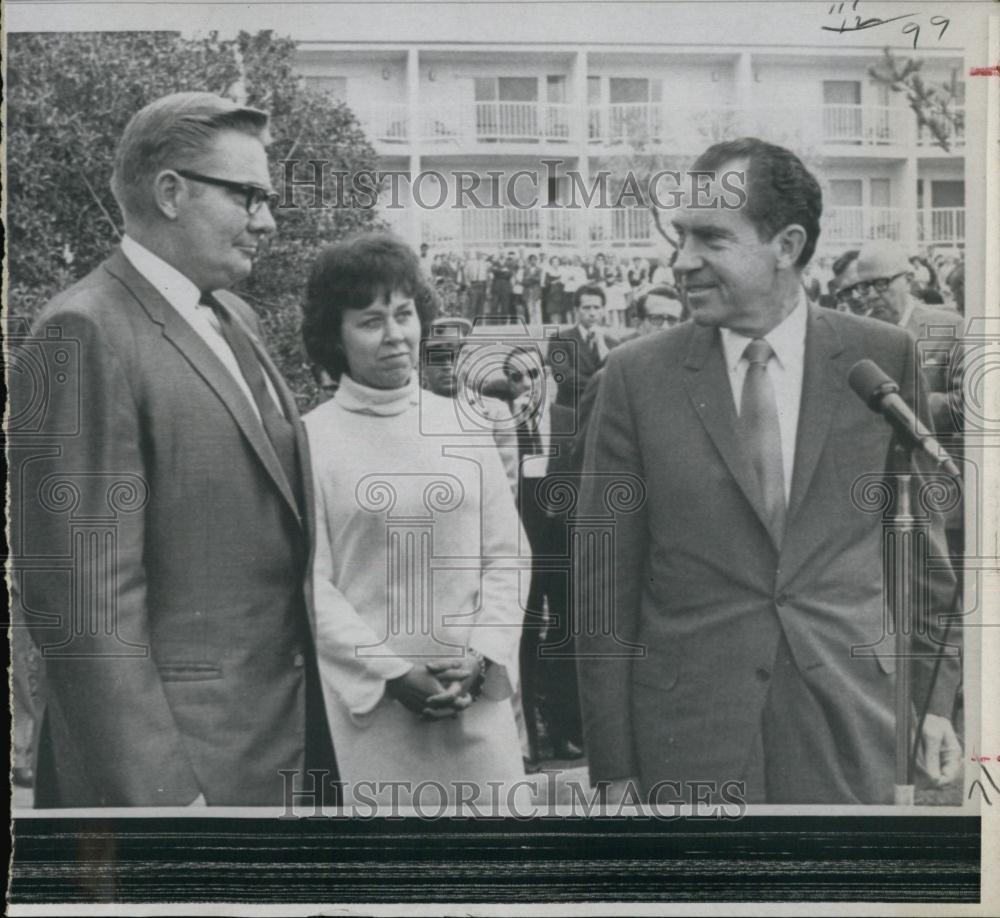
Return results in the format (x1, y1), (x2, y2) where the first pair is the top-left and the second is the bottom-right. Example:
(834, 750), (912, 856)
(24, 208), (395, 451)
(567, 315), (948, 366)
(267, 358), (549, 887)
(201, 293), (303, 513)
(740, 338), (786, 545)
(517, 407), (543, 460)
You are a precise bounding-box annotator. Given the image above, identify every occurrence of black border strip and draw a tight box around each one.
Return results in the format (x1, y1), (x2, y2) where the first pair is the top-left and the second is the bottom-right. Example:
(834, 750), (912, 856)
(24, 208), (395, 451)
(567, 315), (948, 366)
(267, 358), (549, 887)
(10, 816), (980, 903)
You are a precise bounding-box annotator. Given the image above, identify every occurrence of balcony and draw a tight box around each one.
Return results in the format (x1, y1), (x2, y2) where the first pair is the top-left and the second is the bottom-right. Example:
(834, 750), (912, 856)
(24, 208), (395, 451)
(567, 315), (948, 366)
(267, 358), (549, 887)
(918, 207), (966, 246)
(916, 106), (965, 151)
(355, 103), (409, 145)
(354, 101), (960, 153)
(823, 207), (905, 245)
(420, 102), (575, 146)
(413, 206), (663, 252)
(406, 205), (963, 254)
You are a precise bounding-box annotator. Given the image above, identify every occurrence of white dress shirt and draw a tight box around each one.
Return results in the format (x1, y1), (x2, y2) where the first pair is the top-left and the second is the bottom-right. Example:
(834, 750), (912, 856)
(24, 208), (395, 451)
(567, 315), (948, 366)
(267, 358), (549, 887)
(719, 295), (808, 502)
(578, 325), (609, 363)
(120, 235), (283, 420)
(511, 393), (552, 479)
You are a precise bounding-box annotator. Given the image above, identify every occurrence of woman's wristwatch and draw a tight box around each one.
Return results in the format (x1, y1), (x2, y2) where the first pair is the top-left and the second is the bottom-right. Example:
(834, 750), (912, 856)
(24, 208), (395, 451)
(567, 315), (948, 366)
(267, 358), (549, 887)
(467, 647), (492, 700)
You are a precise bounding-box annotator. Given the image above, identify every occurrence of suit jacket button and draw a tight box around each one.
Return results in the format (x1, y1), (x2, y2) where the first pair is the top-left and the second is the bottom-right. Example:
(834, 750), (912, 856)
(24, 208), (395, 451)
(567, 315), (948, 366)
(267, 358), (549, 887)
(755, 667), (771, 682)
(292, 652), (305, 668)
(775, 593), (789, 607)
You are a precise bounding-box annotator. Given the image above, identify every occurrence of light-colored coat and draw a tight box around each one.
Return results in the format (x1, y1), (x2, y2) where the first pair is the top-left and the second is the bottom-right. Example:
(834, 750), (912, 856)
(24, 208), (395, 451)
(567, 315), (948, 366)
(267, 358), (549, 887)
(305, 380), (526, 805)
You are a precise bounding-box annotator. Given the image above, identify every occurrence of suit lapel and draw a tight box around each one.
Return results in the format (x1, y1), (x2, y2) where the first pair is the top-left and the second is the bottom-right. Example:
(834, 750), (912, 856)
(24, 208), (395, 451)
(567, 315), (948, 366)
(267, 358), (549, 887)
(785, 306), (846, 528)
(681, 324), (774, 538)
(104, 250), (303, 528)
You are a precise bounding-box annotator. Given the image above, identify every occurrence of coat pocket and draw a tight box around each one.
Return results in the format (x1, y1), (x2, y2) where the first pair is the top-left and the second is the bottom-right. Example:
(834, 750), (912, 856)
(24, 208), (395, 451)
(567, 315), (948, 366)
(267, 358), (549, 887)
(630, 645), (681, 693)
(157, 662), (224, 682)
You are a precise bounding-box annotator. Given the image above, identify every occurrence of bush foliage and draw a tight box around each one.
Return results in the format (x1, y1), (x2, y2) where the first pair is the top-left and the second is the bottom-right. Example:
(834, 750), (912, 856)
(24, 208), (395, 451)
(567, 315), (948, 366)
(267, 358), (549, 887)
(7, 30), (384, 407)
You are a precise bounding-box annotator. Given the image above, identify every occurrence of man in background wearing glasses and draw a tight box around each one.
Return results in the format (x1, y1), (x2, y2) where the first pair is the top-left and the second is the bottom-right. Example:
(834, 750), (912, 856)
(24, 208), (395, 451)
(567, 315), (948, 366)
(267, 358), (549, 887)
(12, 92), (337, 807)
(502, 345), (584, 766)
(849, 241), (961, 395)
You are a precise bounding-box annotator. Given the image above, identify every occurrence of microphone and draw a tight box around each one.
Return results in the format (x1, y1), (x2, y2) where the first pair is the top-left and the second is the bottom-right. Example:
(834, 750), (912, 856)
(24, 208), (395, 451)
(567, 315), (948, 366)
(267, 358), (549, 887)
(847, 359), (960, 478)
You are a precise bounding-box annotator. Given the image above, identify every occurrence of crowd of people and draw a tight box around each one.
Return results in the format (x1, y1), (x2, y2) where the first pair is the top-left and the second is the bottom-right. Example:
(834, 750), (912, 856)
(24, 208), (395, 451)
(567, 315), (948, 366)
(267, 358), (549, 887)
(423, 245), (675, 328)
(11, 92), (966, 810)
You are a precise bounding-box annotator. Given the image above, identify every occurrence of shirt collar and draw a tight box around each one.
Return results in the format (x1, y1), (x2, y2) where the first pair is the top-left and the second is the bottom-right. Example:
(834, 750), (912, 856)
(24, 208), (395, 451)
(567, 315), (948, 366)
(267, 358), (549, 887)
(720, 291), (808, 374)
(899, 297), (916, 329)
(120, 235), (202, 314)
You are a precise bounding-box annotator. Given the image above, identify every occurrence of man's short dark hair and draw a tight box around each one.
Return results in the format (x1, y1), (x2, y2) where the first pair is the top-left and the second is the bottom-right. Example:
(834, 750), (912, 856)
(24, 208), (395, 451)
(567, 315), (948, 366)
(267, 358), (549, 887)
(635, 284), (681, 320)
(111, 92), (269, 223)
(303, 233), (434, 381)
(574, 284), (606, 309)
(691, 137), (822, 269)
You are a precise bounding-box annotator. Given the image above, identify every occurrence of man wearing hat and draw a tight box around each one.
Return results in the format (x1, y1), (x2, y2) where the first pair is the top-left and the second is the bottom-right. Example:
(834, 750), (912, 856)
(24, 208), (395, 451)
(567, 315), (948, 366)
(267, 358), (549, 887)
(420, 315), (519, 487)
(852, 241), (961, 395)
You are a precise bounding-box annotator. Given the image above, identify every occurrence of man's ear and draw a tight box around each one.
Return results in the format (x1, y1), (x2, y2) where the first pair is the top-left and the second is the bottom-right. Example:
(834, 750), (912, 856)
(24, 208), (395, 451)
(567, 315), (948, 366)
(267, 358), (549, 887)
(773, 224), (807, 269)
(152, 170), (185, 221)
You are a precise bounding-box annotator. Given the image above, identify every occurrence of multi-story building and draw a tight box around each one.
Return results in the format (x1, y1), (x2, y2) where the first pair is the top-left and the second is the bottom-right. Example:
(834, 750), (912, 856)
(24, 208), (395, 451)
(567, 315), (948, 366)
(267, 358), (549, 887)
(295, 33), (965, 260)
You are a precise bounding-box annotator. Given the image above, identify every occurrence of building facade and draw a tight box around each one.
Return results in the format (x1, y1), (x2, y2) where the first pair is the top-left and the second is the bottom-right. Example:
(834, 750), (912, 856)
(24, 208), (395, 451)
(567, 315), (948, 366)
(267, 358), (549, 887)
(295, 41), (965, 259)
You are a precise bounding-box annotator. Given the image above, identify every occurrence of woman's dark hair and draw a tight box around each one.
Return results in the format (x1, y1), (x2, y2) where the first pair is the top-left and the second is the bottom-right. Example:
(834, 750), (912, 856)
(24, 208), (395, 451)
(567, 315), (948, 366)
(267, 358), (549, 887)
(302, 233), (434, 380)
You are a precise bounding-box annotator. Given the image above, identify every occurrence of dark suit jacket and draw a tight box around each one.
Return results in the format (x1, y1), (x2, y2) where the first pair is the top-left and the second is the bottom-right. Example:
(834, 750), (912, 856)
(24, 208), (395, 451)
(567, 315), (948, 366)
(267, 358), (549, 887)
(550, 326), (620, 411)
(12, 249), (327, 806)
(511, 401), (577, 559)
(575, 305), (960, 803)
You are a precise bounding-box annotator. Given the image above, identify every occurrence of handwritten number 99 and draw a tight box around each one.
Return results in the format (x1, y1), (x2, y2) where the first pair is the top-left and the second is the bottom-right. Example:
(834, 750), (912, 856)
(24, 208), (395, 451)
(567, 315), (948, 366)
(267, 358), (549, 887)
(930, 16), (950, 40)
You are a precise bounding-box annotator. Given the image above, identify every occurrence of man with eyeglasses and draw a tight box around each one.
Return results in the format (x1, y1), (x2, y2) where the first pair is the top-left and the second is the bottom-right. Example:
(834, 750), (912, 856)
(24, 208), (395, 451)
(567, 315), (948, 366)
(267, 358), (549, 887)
(853, 240), (966, 577)
(852, 241), (962, 394)
(636, 284), (686, 334)
(11, 92), (338, 807)
(502, 345), (583, 765)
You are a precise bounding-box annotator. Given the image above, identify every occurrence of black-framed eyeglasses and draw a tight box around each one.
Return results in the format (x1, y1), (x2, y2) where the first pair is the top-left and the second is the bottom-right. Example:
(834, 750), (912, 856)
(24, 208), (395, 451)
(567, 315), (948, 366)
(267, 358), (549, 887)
(646, 313), (680, 327)
(834, 285), (871, 315)
(507, 367), (542, 384)
(852, 272), (909, 297)
(175, 169), (279, 215)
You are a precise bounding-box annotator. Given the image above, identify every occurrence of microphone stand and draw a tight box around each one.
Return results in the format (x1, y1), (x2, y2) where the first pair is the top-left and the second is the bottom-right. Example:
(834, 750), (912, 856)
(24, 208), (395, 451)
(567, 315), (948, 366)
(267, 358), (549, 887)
(885, 439), (917, 805)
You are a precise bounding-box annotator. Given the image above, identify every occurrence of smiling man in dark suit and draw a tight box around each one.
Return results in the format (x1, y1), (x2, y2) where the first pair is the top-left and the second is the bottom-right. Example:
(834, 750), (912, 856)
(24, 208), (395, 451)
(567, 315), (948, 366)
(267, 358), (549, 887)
(12, 92), (336, 807)
(576, 138), (962, 805)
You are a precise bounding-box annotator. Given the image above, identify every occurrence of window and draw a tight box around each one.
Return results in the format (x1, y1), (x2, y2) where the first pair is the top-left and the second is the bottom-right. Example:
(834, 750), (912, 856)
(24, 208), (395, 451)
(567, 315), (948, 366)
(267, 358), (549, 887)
(474, 77), (538, 102)
(546, 75), (566, 103)
(823, 80), (861, 105)
(829, 180), (862, 206)
(546, 76), (570, 139)
(609, 78), (663, 103)
(931, 181), (965, 208)
(823, 81), (863, 143)
(474, 77), (539, 139)
(870, 179), (891, 207)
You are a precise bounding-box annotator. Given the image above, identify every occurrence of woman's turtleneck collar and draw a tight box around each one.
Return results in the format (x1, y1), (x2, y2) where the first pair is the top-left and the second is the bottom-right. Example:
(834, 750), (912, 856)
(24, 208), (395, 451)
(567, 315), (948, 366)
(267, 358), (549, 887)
(334, 373), (420, 416)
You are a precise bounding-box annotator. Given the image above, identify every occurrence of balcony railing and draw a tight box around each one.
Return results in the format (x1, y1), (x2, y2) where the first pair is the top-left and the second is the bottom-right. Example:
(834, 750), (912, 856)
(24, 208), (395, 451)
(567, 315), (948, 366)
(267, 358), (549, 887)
(917, 207), (966, 245)
(355, 103), (409, 144)
(419, 102), (574, 145)
(410, 205), (963, 253)
(589, 103), (739, 149)
(823, 206), (905, 244)
(354, 101), (960, 151)
(916, 106), (965, 150)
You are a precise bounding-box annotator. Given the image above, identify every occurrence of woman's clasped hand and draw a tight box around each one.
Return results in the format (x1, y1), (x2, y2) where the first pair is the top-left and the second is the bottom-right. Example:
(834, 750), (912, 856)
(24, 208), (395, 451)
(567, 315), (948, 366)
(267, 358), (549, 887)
(386, 655), (487, 719)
